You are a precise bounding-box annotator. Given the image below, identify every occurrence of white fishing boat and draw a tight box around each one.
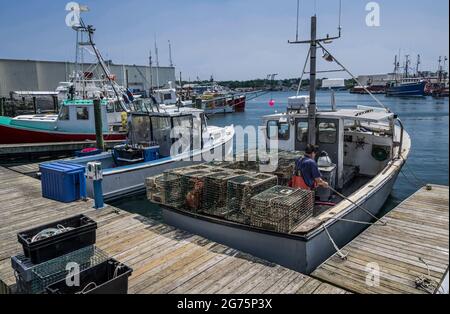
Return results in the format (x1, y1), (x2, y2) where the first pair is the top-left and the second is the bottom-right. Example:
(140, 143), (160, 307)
(62, 104), (234, 201)
(156, 13), (412, 274)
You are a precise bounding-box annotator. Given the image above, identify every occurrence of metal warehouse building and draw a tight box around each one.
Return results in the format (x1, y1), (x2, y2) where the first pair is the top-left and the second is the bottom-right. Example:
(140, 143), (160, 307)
(0, 58), (176, 97)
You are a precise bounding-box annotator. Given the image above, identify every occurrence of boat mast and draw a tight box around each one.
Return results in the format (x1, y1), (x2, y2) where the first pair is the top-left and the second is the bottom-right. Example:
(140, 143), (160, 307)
(308, 16), (318, 145)
(289, 5), (342, 146)
(416, 54), (421, 76)
(149, 50), (153, 94)
(404, 54), (410, 78)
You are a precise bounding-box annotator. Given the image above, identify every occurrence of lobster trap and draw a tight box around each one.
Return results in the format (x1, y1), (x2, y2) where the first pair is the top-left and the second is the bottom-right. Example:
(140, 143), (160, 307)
(226, 173), (278, 217)
(261, 151), (304, 186)
(12, 245), (109, 294)
(202, 170), (249, 217)
(181, 170), (213, 212)
(250, 186), (314, 234)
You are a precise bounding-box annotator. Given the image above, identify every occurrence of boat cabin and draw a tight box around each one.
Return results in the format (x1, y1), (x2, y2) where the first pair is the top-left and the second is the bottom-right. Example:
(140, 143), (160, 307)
(262, 96), (398, 192)
(127, 106), (209, 158)
(10, 99), (111, 134)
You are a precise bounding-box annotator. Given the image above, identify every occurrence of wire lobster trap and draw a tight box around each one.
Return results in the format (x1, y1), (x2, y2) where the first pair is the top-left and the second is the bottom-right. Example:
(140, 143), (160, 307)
(181, 170), (215, 212)
(250, 186), (314, 234)
(226, 173), (278, 217)
(12, 245), (109, 294)
(202, 170), (249, 217)
(146, 175), (166, 204)
(261, 151), (304, 186)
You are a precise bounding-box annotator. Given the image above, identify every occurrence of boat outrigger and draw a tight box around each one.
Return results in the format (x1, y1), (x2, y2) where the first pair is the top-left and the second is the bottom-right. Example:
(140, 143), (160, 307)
(150, 13), (411, 274)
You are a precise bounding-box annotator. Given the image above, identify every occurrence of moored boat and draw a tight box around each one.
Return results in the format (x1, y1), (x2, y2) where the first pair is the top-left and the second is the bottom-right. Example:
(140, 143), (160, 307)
(386, 78), (427, 97)
(56, 104), (234, 201)
(151, 13), (412, 274)
(0, 99), (126, 144)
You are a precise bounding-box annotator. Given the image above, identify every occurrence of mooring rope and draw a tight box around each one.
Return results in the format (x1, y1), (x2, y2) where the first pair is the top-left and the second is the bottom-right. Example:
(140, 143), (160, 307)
(328, 186), (387, 226)
(323, 224), (348, 260)
(415, 257), (441, 294)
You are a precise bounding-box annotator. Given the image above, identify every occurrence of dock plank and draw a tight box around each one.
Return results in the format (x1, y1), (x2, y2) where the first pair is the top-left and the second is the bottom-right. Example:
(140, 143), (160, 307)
(312, 185), (449, 294)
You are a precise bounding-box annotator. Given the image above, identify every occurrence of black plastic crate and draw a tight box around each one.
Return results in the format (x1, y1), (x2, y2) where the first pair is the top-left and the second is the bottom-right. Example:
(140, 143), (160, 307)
(46, 259), (132, 294)
(17, 215), (97, 265)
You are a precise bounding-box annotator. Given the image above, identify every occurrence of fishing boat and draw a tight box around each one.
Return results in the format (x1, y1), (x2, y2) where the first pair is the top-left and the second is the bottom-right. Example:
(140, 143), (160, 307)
(386, 78), (427, 97)
(0, 99), (126, 144)
(386, 55), (426, 97)
(155, 13), (412, 274)
(59, 104), (234, 201)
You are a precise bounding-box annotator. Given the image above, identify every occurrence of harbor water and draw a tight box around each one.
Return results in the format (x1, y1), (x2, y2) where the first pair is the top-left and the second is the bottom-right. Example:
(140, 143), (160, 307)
(113, 91), (449, 220)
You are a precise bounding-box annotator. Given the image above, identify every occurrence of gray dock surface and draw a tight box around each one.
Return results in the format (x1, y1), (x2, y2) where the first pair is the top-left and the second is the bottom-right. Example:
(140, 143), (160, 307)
(312, 185), (449, 294)
(0, 166), (348, 294)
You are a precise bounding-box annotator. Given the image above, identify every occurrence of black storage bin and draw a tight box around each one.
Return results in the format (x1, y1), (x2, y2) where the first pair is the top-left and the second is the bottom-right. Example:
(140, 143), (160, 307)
(46, 259), (133, 294)
(17, 215), (97, 264)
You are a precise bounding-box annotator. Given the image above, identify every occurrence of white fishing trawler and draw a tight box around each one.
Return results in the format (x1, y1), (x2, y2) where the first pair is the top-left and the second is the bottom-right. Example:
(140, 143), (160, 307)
(155, 12), (412, 274)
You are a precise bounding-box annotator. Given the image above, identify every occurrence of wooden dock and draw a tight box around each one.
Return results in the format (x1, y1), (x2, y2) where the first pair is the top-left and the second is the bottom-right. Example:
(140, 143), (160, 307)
(312, 185), (449, 294)
(0, 166), (348, 294)
(0, 140), (123, 157)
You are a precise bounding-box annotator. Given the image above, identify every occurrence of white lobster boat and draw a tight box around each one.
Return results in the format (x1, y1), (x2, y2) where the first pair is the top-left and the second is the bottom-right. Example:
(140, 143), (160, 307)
(158, 14), (412, 274)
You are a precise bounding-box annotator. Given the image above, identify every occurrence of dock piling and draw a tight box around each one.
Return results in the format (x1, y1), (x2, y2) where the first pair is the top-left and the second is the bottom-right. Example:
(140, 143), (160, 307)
(93, 98), (105, 151)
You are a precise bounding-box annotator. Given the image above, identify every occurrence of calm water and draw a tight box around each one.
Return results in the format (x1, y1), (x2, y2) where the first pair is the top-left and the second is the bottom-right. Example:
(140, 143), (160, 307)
(111, 91), (449, 220)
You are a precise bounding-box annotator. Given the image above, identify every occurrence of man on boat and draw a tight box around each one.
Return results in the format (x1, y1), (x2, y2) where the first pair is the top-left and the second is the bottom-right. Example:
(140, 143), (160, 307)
(292, 144), (329, 190)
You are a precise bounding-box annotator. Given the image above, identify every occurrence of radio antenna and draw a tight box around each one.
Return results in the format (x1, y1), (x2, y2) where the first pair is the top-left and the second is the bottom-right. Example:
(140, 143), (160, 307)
(338, 0), (342, 35)
(296, 0), (300, 41)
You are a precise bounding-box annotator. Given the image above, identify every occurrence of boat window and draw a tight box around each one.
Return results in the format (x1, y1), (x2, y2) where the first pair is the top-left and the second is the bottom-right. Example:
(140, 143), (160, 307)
(114, 101), (123, 112)
(267, 120), (290, 141)
(163, 93), (172, 101)
(76, 107), (89, 120)
(130, 115), (151, 144)
(172, 115), (193, 130)
(58, 105), (70, 120)
(297, 121), (308, 143)
(151, 116), (171, 130)
(318, 122), (337, 144)
(106, 101), (115, 113)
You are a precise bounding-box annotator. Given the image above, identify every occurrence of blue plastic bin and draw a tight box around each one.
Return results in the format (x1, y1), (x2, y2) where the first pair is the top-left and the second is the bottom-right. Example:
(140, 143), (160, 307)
(39, 162), (87, 203)
(143, 146), (160, 162)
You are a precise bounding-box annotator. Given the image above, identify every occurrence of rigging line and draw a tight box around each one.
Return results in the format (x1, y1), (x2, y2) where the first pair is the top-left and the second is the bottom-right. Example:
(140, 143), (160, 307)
(404, 162), (428, 186)
(317, 42), (391, 112)
(323, 225), (348, 260)
(399, 155), (428, 187)
(296, 47), (311, 96)
(400, 169), (421, 188)
(328, 186), (388, 226)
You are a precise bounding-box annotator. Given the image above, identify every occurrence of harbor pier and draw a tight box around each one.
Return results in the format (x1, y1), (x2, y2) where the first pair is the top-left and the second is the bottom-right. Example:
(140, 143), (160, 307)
(0, 166), (348, 294)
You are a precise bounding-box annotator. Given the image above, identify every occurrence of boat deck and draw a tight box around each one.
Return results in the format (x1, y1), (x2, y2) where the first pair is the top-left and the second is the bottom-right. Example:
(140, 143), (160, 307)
(312, 185), (449, 294)
(0, 166), (348, 294)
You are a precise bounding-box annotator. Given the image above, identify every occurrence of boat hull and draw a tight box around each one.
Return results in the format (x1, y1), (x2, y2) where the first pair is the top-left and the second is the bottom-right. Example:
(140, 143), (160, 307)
(0, 123), (126, 144)
(386, 81), (427, 97)
(162, 168), (401, 274)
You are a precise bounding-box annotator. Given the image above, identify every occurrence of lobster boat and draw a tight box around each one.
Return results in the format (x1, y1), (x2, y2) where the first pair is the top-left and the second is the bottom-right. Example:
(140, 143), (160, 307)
(149, 14), (412, 274)
(0, 99), (126, 144)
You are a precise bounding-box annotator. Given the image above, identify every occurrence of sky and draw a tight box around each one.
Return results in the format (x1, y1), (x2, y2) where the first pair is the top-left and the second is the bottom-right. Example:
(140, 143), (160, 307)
(0, 0), (448, 81)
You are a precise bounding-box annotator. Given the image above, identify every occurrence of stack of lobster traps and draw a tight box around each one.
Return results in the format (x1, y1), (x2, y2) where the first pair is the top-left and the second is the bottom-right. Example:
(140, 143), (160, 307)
(226, 173), (278, 224)
(202, 169), (249, 218)
(250, 186), (314, 233)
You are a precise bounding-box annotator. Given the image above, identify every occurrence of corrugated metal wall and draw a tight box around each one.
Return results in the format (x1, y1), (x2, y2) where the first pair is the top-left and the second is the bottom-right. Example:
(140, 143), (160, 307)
(0, 59), (176, 97)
